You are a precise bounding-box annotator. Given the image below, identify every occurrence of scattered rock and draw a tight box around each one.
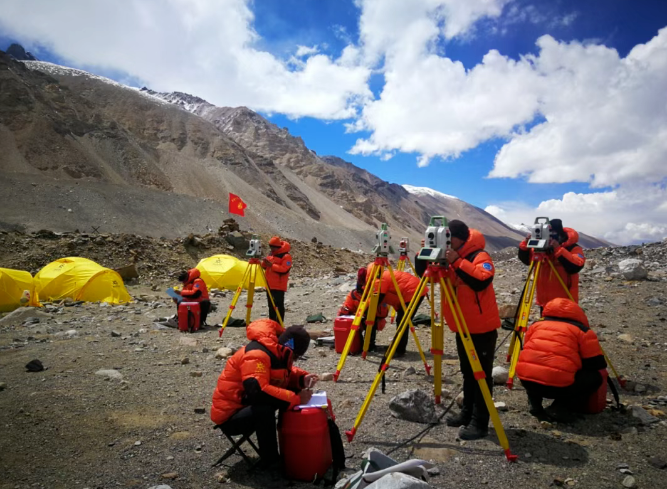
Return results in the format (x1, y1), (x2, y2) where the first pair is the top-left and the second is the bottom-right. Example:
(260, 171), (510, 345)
(492, 366), (509, 385)
(389, 389), (438, 424)
(215, 347), (234, 359)
(134, 440), (142, 446)
(215, 470), (229, 483)
(320, 372), (334, 382)
(95, 369), (123, 380)
(0, 382), (6, 391)
(631, 405), (659, 425)
(181, 357), (190, 365)
(617, 334), (634, 344)
(194, 407), (206, 414)
(494, 401), (508, 412)
(148, 486), (173, 489)
(649, 456), (667, 469)
(225, 231), (249, 250)
(161, 472), (179, 480)
(365, 472), (432, 489)
(618, 259), (648, 281)
(190, 371), (203, 378)
(621, 475), (637, 488)
(497, 304), (516, 319)
(110, 331), (121, 337)
(0, 308), (51, 325)
(403, 366), (416, 376)
(455, 391), (464, 408)
(179, 337), (197, 347)
(25, 359), (44, 372)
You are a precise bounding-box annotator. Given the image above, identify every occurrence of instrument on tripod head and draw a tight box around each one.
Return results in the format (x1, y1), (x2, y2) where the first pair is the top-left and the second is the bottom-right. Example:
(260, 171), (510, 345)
(398, 237), (409, 255)
(417, 216), (451, 262)
(246, 234), (262, 258)
(372, 223), (395, 256)
(525, 217), (550, 251)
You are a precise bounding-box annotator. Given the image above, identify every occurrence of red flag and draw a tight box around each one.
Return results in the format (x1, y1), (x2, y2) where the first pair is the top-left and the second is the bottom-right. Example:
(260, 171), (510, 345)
(228, 193), (247, 217)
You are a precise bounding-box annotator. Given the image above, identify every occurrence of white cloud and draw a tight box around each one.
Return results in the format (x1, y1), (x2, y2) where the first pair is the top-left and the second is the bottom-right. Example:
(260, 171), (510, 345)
(485, 184), (667, 245)
(0, 0), (371, 119)
(295, 45), (319, 57)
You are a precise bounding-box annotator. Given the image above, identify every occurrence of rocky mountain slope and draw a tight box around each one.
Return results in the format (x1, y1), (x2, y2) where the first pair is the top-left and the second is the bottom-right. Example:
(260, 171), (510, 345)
(1, 47), (605, 252)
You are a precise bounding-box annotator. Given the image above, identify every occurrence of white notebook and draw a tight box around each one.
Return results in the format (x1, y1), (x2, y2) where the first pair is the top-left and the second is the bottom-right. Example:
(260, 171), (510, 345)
(295, 390), (328, 410)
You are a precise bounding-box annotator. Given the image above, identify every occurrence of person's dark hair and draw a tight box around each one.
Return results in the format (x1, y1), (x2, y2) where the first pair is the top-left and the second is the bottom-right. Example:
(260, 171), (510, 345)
(549, 219), (567, 242)
(278, 325), (310, 358)
(448, 220), (470, 241)
(177, 271), (189, 282)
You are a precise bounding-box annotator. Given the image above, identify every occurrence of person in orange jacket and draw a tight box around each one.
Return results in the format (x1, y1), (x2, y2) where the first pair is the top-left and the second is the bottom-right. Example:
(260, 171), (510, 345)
(441, 220), (501, 440)
(261, 236), (293, 322)
(367, 266), (428, 356)
(517, 298), (606, 422)
(338, 267), (389, 350)
(211, 320), (317, 467)
(518, 219), (585, 312)
(174, 268), (211, 325)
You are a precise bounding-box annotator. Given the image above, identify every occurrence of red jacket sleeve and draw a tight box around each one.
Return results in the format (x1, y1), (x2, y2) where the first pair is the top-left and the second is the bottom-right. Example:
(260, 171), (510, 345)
(288, 366), (309, 391)
(579, 329), (603, 359)
(451, 253), (495, 292)
(271, 253), (293, 274)
(240, 352), (300, 409)
(555, 244), (585, 274)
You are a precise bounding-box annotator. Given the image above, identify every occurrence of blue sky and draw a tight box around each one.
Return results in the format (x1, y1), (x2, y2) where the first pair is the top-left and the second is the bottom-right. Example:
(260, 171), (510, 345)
(1, 0), (666, 243)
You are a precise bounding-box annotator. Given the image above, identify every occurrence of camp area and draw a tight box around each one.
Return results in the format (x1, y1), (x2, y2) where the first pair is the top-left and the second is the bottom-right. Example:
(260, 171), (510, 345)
(197, 254), (267, 290)
(0, 267), (40, 312)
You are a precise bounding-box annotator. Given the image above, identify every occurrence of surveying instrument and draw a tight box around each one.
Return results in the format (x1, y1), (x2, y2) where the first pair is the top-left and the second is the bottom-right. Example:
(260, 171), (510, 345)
(389, 238), (418, 324)
(505, 217), (625, 389)
(218, 235), (284, 337)
(345, 216), (517, 462)
(334, 224), (431, 380)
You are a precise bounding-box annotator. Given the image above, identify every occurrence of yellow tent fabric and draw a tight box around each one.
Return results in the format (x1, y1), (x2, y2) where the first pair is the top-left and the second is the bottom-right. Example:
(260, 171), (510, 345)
(0, 268), (41, 312)
(196, 255), (267, 291)
(34, 257), (131, 304)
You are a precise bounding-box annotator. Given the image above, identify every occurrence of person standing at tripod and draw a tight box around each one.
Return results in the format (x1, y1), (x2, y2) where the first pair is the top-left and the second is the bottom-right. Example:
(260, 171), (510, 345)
(262, 236), (292, 322)
(518, 219), (585, 311)
(442, 220), (501, 440)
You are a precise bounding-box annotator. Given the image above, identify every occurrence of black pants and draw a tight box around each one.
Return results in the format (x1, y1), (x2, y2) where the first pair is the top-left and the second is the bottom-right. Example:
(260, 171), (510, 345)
(266, 290), (285, 322)
(521, 369), (603, 411)
(394, 296), (425, 355)
(200, 300), (211, 325)
(456, 329), (498, 427)
(221, 404), (279, 462)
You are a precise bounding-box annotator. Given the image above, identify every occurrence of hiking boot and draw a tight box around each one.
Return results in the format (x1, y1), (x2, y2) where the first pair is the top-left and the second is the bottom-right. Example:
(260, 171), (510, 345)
(545, 405), (577, 424)
(446, 409), (472, 427)
(529, 406), (553, 422)
(458, 422), (489, 440)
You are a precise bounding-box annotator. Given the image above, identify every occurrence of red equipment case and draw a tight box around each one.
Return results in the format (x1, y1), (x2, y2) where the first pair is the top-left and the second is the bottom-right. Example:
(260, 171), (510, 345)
(178, 302), (201, 332)
(334, 316), (361, 354)
(583, 368), (609, 414)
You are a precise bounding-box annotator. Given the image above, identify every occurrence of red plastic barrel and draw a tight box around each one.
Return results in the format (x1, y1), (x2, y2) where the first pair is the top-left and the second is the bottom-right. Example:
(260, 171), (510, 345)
(279, 407), (332, 481)
(334, 316), (361, 354)
(583, 369), (608, 414)
(178, 302), (201, 332)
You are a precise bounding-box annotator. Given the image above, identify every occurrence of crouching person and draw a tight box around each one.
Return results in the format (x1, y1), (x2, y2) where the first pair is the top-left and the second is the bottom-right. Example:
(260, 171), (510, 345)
(210, 320), (317, 468)
(517, 298), (606, 422)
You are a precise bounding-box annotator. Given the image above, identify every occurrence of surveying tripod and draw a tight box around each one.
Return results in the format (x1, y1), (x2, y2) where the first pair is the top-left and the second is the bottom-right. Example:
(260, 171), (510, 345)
(505, 252), (625, 388)
(218, 238), (284, 337)
(345, 262), (518, 462)
(390, 238), (418, 324)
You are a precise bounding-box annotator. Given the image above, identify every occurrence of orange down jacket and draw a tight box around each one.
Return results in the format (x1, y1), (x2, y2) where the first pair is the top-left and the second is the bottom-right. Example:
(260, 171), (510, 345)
(262, 240), (292, 292)
(518, 228), (585, 306)
(442, 229), (500, 334)
(180, 268), (209, 301)
(210, 319), (309, 425)
(370, 269), (428, 311)
(338, 289), (389, 320)
(516, 298), (606, 387)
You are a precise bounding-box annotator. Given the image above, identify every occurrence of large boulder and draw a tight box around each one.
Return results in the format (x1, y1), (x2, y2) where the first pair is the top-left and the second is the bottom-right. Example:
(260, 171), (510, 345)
(389, 389), (437, 424)
(365, 473), (432, 489)
(225, 231), (249, 251)
(618, 259), (648, 280)
(492, 366), (509, 385)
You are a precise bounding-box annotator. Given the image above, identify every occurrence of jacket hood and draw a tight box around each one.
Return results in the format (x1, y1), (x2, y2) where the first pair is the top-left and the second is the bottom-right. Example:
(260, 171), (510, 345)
(186, 268), (200, 283)
(272, 241), (291, 255)
(456, 228), (485, 258)
(542, 298), (589, 327)
(561, 227), (579, 248)
(246, 318), (286, 346)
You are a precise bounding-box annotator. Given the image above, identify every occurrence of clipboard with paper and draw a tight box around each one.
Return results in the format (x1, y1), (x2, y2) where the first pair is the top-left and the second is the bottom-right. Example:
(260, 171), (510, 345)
(295, 390), (328, 410)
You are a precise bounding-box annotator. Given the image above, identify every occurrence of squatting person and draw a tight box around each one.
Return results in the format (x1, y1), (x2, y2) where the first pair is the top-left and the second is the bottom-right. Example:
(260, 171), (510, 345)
(443, 220), (501, 440)
(174, 268), (211, 326)
(261, 236), (293, 322)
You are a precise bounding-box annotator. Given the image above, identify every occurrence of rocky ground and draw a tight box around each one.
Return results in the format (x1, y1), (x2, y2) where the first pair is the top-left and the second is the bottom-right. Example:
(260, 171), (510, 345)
(1, 239), (666, 489)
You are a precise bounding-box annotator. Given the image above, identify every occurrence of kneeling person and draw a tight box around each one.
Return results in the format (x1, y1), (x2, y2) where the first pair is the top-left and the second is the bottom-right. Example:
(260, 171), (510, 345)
(176, 269), (211, 326)
(210, 320), (317, 467)
(517, 298), (606, 421)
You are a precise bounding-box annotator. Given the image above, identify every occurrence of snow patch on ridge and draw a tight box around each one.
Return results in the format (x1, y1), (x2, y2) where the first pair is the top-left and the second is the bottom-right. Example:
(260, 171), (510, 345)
(402, 184), (458, 201)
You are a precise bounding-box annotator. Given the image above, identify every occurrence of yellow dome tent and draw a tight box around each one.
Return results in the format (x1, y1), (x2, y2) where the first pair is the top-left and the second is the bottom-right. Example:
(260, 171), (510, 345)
(34, 257), (131, 304)
(196, 255), (266, 291)
(0, 268), (41, 312)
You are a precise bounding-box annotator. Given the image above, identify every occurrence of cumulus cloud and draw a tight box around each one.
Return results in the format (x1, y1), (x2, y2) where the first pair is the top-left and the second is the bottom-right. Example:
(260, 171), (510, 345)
(485, 184), (667, 245)
(295, 45), (319, 57)
(0, 0), (371, 119)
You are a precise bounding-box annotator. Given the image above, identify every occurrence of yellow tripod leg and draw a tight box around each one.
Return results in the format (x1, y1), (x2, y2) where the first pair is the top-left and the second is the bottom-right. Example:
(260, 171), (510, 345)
(506, 261), (536, 362)
(441, 277), (517, 463)
(432, 275), (444, 402)
(219, 265), (252, 337)
(545, 259), (626, 388)
(361, 267), (381, 359)
(346, 277), (428, 442)
(245, 264), (256, 326)
(386, 265), (430, 374)
(260, 266), (284, 328)
(507, 261), (541, 388)
(407, 257), (417, 276)
(334, 263), (381, 381)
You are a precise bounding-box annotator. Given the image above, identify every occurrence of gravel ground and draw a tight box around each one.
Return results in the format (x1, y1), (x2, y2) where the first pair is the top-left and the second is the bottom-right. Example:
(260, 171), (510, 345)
(1, 243), (667, 489)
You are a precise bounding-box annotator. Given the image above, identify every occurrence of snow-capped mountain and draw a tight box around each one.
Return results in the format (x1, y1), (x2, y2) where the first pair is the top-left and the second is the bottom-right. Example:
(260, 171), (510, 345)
(402, 184), (458, 201)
